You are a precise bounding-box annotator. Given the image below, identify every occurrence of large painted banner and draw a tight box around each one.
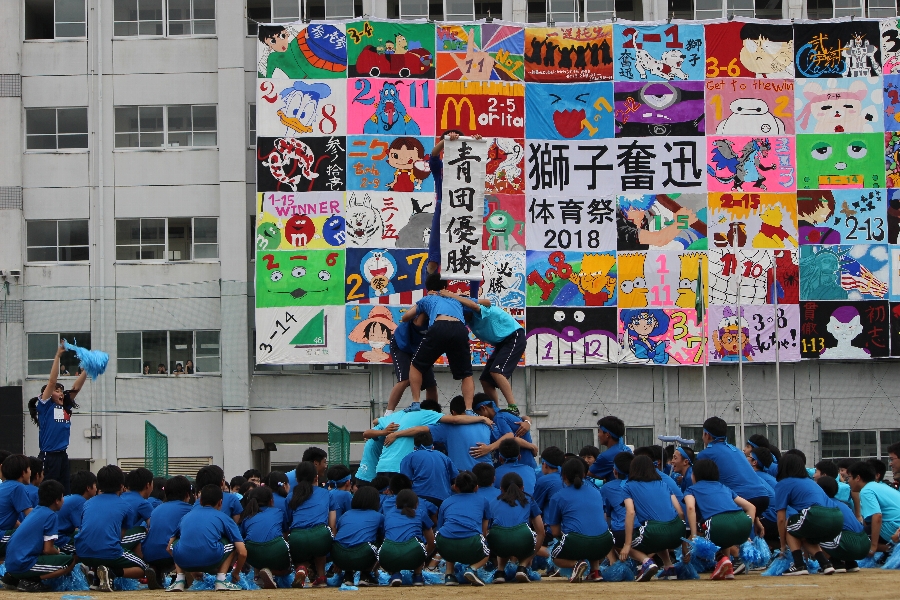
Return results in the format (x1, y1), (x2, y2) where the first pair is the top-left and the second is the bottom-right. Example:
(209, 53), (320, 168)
(254, 16), (900, 365)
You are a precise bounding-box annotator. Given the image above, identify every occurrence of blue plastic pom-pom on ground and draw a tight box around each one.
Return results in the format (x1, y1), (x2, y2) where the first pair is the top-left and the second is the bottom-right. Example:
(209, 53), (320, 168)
(113, 577), (142, 591)
(882, 551), (900, 570)
(685, 536), (720, 564)
(42, 565), (90, 592)
(858, 553), (883, 569)
(601, 560), (636, 582)
(675, 560), (700, 580)
(740, 537), (771, 569)
(761, 555), (793, 576)
(272, 573), (295, 588)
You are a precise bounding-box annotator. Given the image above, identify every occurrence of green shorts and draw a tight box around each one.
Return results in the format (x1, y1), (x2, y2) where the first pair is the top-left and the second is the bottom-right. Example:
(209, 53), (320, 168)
(704, 511), (752, 549)
(173, 537), (235, 574)
(8, 554), (75, 579)
(552, 531), (614, 562)
(488, 524), (537, 560)
(80, 550), (148, 571)
(331, 542), (378, 572)
(378, 539), (427, 573)
(633, 517), (685, 554)
(288, 525), (333, 564)
(436, 533), (489, 566)
(121, 526), (146, 552)
(787, 506), (843, 544)
(822, 530), (871, 561)
(245, 538), (292, 571)
(0, 528), (16, 557)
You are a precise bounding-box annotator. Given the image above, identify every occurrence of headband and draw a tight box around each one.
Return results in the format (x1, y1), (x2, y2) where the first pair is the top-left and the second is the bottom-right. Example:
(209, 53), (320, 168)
(676, 447), (692, 463)
(599, 426), (621, 440)
(473, 398), (494, 409)
(747, 440), (759, 448)
(326, 474), (352, 489)
(704, 428), (727, 442)
(542, 459), (560, 471)
(415, 444), (432, 451)
(750, 451), (760, 465)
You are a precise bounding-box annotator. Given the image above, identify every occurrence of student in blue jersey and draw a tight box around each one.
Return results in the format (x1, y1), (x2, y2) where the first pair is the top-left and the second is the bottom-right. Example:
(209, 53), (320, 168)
(332, 486), (385, 588)
(358, 417), (398, 482)
(436, 471), (491, 586)
(620, 455), (685, 582)
(399, 430), (458, 507)
(684, 459), (757, 580)
(238, 486), (292, 589)
(122, 467), (155, 531)
(589, 416), (631, 482)
(744, 434), (780, 478)
(697, 417), (771, 519)
(192, 465), (243, 524)
(0, 455), (35, 557)
(546, 457), (613, 583)
(149, 477), (166, 509)
(472, 463), (499, 511)
(386, 312), (439, 414)
(325, 465), (354, 518)
(404, 272), (475, 408)
(816, 475), (869, 573)
(495, 438), (537, 495)
(27, 342), (86, 495)
(488, 472), (544, 583)
(471, 394), (536, 469)
(774, 452), (842, 576)
(378, 399), (493, 478)
(604, 453), (633, 560)
(25, 458), (44, 506)
(3, 480), (76, 592)
(440, 289), (527, 415)
(266, 471), (290, 517)
(670, 446), (695, 493)
(848, 460), (900, 560)
(75, 464), (160, 592)
(142, 476), (193, 582)
(380, 489), (435, 587)
(284, 461), (335, 589)
(55, 470), (97, 553)
(429, 396), (493, 472)
(382, 474), (438, 525)
(815, 460), (854, 507)
(746, 447), (779, 548)
(167, 484), (247, 592)
(532, 446), (565, 514)
(634, 446), (685, 507)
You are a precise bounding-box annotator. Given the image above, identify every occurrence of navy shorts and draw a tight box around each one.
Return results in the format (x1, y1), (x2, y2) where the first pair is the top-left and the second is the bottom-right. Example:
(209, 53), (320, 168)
(412, 320), (473, 380)
(390, 338), (437, 389)
(480, 328), (526, 383)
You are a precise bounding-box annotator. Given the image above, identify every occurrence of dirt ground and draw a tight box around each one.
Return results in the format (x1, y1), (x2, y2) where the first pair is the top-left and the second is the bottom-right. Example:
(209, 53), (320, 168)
(10, 571), (900, 600)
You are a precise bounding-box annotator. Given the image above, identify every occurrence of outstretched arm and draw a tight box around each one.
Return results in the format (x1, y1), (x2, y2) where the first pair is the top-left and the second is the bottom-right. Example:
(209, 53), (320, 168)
(439, 289), (481, 313)
(362, 422), (399, 440)
(383, 425), (430, 447)
(69, 367), (88, 399)
(401, 306), (418, 323)
(41, 343), (65, 400)
(439, 414), (491, 426)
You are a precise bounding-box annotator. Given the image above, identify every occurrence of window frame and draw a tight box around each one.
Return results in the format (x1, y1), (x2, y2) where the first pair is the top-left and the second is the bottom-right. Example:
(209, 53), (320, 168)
(27, 331), (92, 377)
(248, 103), (256, 148)
(113, 104), (217, 150)
(537, 428), (595, 454)
(117, 330), (221, 376)
(115, 217), (219, 263)
(25, 219), (90, 264)
(24, 107), (89, 153)
(24, 0), (88, 41)
(112, 0), (216, 39)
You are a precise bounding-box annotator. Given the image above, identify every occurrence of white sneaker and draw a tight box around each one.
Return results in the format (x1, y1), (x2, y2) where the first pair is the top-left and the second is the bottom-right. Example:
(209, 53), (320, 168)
(166, 579), (186, 592)
(97, 566), (113, 592)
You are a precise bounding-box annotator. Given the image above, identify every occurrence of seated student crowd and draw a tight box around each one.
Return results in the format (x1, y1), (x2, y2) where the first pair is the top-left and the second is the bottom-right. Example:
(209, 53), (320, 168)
(3, 413), (899, 591)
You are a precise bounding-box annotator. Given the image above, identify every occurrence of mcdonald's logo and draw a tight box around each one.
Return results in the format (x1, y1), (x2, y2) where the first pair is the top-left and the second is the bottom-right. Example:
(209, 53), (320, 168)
(441, 96), (476, 130)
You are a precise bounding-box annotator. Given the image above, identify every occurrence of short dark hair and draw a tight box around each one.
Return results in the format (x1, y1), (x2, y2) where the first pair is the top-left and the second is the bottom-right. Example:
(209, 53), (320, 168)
(836, 458), (855, 471)
(597, 416), (624, 439)
(867, 458), (887, 481)
(613, 452), (633, 477)
(541, 446), (566, 468)
(302, 447), (327, 463)
(579, 445), (600, 459)
(849, 461), (876, 483)
(1, 454), (30, 482)
(152, 477), (166, 501)
(425, 271), (447, 291)
(887, 442), (900, 459)
(200, 484), (223, 507)
(747, 434), (770, 449)
(371, 475), (391, 492)
(815, 460), (839, 479)
(499, 438), (520, 459)
(448, 396), (466, 416)
(71, 470), (97, 495)
(257, 24), (288, 44)
(633, 446), (655, 460)
(389, 474), (412, 495)
(784, 448), (807, 464)
(627, 455), (661, 483)
(561, 457), (586, 489)
(776, 453), (809, 481)
(692, 459), (720, 482)
(29, 457), (43, 480)
(395, 489), (418, 518)
(454, 471), (477, 494)
(38, 479), (65, 507)
(351, 486), (381, 511)
(420, 399), (442, 413)
(414, 430), (433, 447)
(230, 476), (247, 490)
(126, 467), (154, 492)
(703, 417), (727, 438)
(97, 464), (125, 494)
(816, 475), (838, 498)
(472, 462), (495, 488)
(0, 450), (11, 465)
(243, 469), (262, 480)
(195, 465), (225, 489)
(750, 446), (773, 469)
(326, 464), (351, 485)
(165, 476), (192, 502)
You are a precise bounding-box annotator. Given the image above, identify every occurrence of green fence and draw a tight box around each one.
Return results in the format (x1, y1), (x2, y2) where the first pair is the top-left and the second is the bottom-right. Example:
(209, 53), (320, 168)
(145, 421), (169, 477)
(327, 421), (350, 468)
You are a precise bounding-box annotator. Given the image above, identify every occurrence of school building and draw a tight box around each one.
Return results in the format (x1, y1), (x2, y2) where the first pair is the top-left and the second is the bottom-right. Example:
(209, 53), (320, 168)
(0, 0), (898, 479)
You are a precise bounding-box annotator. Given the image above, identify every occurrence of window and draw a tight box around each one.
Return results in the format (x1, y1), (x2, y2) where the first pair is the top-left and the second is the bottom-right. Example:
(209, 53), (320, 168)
(822, 430), (878, 461)
(26, 108), (88, 150)
(445, 0), (475, 19)
(806, 0), (833, 18)
(26, 220), (89, 262)
(116, 217), (218, 261)
(399, 0), (430, 17)
(695, 0), (754, 18)
(744, 423), (795, 451)
(538, 428), (594, 453)
(670, 0), (694, 18)
(25, 0), (86, 40)
(475, 1), (503, 18)
(547, 0), (578, 20)
(834, 0), (863, 16)
(118, 330), (220, 374)
(113, 0), (214, 37)
(249, 104), (256, 147)
(680, 425), (737, 452)
(28, 332), (91, 376)
(114, 105), (216, 148)
(623, 426), (654, 449)
(755, 0), (782, 18)
(305, 0), (357, 18)
(585, 0), (615, 19)
(868, 0), (897, 16)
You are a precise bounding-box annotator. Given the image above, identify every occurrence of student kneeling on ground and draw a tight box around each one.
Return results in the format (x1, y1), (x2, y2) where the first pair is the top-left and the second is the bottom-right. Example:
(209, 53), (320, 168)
(816, 475), (869, 573)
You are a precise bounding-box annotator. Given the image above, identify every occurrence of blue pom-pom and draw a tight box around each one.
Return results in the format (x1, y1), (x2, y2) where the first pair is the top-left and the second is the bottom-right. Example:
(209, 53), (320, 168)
(235, 571), (260, 590)
(44, 564), (90, 591)
(63, 341), (109, 380)
(526, 567), (541, 581)
(601, 560), (635, 582)
(112, 576), (141, 590)
(805, 558), (819, 574)
(685, 536), (720, 563)
(273, 573), (294, 588)
(339, 583), (358, 591)
(740, 536), (771, 569)
(188, 574), (217, 590)
(761, 555), (793, 576)
(674, 560), (699, 580)
(475, 566), (495, 584)
(882, 551), (900, 570)
(422, 571), (445, 585)
(858, 553), (882, 569)
(531, 555), (549, 571)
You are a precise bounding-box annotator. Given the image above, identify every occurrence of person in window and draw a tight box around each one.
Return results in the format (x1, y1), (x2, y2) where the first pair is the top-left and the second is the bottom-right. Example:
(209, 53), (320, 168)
(173, 363), (185, 376)
(59, 365), (70, 376)
(143, 363), (151, 376)
(156, 364), (167, 375)
(75, 367), (84, 377)
(185, 360), (195, 375)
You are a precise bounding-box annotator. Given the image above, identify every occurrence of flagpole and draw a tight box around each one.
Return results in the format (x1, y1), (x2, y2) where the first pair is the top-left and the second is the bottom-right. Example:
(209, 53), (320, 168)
(738, 254), (745, 450)
(774, 255), (783, 450)
(698, 258), (707, 420)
